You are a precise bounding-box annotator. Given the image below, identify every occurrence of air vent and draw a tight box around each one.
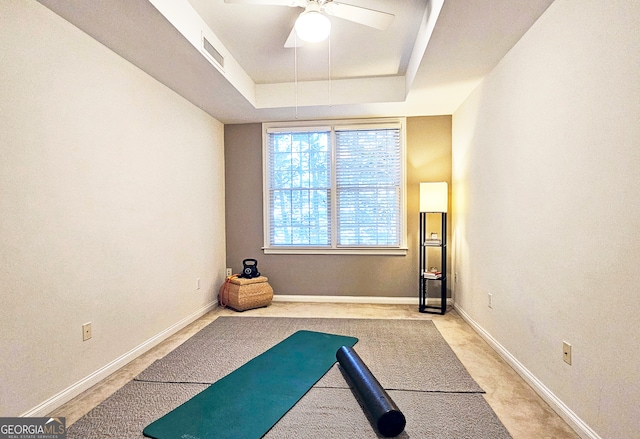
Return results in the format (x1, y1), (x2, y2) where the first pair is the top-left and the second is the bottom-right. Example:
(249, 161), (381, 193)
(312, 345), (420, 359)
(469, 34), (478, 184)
(202, 36), (224, 70)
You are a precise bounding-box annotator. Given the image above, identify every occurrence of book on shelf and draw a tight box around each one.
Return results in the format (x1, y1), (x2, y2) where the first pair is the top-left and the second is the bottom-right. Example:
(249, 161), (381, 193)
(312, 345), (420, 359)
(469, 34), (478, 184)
(424, 239), (442, 246)
(423, 271), (442, 279)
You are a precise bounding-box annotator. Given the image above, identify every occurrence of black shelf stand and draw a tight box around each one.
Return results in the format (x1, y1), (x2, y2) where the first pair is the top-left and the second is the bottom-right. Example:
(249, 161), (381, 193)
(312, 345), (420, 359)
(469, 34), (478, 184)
(419, 212), (447, 314)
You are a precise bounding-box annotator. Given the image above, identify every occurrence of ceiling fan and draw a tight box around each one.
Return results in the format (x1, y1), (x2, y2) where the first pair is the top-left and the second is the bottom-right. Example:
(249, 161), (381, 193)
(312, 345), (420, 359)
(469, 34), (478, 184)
(224, 0), (395, 47)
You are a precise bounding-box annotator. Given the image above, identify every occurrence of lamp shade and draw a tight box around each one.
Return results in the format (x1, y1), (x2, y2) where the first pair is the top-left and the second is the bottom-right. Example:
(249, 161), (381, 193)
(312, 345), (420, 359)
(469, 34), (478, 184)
(295, 11), (331, 43)
(420, 182), (448, 212)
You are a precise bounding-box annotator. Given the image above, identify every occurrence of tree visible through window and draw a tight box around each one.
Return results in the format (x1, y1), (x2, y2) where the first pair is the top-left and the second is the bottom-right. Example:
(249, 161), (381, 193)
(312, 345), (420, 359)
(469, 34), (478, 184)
(264, 120), (405, 253)
(268, 130), (330, 246)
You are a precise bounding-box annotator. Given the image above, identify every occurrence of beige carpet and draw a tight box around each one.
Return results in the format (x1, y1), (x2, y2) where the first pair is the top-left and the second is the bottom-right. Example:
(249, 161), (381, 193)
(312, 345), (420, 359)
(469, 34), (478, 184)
(67, 316), (512, 438)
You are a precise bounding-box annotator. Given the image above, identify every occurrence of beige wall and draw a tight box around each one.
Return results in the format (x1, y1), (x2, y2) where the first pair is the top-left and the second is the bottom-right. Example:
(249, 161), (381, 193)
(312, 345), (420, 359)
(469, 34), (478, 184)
(0, 2), (226, 416)
(452, 1), (640, 438)
(224, 116), (451, 298)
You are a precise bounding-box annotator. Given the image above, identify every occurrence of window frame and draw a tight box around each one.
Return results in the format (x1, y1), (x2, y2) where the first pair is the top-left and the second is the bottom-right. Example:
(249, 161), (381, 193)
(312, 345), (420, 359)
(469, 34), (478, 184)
(262, 118), (407, 255)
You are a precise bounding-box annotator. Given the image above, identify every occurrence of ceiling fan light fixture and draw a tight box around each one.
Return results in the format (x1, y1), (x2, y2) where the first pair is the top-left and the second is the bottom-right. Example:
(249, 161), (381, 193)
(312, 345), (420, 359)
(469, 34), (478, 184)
(295, 10), (331, 42)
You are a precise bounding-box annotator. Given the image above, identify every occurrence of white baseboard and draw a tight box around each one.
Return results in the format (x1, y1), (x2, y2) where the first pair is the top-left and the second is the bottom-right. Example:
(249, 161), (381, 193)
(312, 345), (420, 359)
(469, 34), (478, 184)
(273, 294), (417, 304)
(22, 300), (218, 417)
(273, 294), (453, 307)
(453, 304), (601, 439)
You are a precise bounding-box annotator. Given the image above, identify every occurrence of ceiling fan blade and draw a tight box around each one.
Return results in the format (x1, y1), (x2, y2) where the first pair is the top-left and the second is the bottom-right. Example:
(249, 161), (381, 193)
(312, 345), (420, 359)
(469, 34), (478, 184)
(323, 2), (394, 30)
(284, 25), (304, 48)
(224, 0), (302, 6)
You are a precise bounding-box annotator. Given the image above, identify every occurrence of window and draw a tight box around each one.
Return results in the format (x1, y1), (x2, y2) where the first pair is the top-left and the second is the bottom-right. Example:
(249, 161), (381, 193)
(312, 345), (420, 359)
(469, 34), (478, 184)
(263, 119), (406, 255)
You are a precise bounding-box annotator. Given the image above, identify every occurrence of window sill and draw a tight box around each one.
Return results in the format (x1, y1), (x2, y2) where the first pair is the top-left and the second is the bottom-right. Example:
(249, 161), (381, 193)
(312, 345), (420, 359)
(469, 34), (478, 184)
(262, 247), (408, 256)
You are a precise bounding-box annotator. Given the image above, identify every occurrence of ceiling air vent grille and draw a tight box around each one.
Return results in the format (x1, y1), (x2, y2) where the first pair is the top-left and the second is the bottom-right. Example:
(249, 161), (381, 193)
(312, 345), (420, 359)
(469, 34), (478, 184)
(202, 36), (224, 70)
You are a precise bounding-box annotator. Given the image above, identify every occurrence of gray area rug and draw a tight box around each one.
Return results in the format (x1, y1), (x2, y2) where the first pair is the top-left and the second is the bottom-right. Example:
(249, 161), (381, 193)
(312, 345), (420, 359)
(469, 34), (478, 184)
(68, 383), (511, 439)
(134, 316), (483, 393)
(68, 316), (512, 438)
(68, 382), (207, 439)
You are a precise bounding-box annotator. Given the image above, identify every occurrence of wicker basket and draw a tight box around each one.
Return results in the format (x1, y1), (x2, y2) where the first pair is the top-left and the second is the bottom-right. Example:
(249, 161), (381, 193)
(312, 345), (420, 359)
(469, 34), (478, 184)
(219, 276), (273, 312)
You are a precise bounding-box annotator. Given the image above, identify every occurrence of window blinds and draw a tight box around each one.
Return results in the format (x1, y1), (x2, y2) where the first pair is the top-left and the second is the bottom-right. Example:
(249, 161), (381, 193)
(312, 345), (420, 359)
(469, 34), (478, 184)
(265, 122), (402, 249)
(335, 126), (401, 246)
(268, 130), (331, 246)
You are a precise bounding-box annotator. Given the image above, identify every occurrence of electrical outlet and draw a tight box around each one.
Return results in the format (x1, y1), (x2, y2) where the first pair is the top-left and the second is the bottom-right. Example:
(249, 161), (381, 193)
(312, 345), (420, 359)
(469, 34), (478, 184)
(563, 341), (572, 365)
(226, 268), (233, 277)
(196, 278), (201, 290)
(488, 293), (493, 309)
(82, 322), (92, 341)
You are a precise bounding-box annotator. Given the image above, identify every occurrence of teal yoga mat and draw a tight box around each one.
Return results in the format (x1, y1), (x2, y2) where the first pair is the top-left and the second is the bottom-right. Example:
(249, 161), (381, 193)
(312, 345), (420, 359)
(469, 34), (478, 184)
(143, 330), (358, 439)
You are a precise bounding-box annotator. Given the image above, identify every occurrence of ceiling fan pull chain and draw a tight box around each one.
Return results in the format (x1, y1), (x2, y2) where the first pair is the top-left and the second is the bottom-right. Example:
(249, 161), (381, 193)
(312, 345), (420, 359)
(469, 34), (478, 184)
(294, 33), (299, 119)
(328, 35), (331, 107)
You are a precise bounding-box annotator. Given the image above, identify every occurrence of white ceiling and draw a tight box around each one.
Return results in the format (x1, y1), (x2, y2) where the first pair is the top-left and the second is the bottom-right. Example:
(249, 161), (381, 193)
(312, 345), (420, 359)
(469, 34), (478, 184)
(187, 0), (427, 83)
(37, 0), (554, 124)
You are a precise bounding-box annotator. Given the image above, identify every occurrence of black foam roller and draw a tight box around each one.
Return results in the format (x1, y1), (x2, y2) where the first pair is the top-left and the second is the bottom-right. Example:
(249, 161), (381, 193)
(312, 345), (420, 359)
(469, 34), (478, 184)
(336, 346), (406, 437)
